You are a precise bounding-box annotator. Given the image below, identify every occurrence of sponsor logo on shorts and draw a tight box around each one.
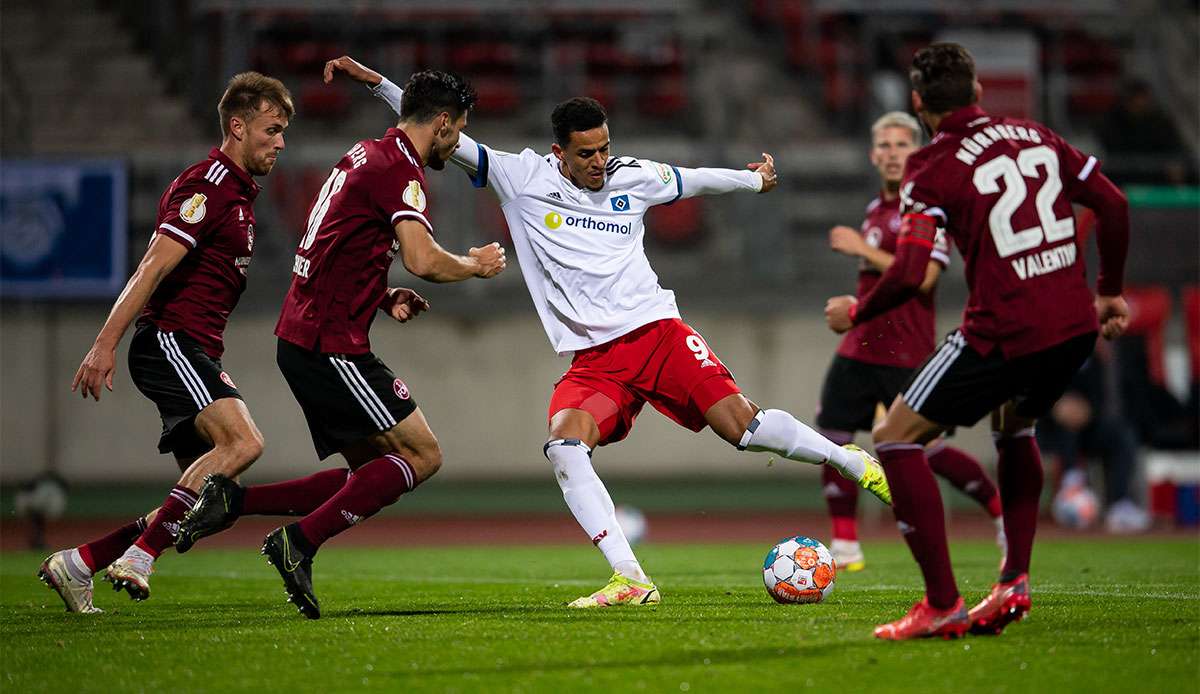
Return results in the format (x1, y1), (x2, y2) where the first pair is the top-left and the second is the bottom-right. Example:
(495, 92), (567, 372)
(393, 378), (410, 400)
(220, 372), (236, 388)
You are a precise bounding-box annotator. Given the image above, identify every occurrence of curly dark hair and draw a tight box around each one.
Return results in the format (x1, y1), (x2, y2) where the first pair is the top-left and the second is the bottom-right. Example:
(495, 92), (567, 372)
(910, 43), (977, 114)
(551, 97), (607, 147)
(399, 70), (477, 123)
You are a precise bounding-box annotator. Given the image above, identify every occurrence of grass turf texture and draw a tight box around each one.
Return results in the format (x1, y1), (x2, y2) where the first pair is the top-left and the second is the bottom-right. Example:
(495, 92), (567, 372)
(3, 539), (1197, 693)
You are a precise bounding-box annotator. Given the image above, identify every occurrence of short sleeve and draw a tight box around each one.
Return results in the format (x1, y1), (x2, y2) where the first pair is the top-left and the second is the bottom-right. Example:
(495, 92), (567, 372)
(899, 163), (949, 227)
(633, 159), (684, 206)
(156, 179), (226, 249)
(1050, 131), (1100, 199)
(373, 166), (434, 234)
(472, 145), (544, 204)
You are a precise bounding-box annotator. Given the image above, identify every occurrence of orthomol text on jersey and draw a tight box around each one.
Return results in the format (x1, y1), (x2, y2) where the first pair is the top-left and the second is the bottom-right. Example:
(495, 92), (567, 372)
(543, 211), (633, 235)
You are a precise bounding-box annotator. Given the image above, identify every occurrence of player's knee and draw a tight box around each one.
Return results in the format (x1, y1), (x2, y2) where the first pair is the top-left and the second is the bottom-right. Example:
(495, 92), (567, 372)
(406, 443), (443, 482)
(233, 430), (265, 465)
(871, 416), (909, 444)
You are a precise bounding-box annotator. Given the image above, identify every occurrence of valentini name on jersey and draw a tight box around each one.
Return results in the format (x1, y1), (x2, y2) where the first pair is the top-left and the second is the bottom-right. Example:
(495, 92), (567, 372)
(373, 78), (764, 355)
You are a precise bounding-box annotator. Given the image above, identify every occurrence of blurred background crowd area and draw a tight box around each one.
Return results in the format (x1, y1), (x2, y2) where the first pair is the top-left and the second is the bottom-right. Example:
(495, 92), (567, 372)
(1, 0), (1197, 531)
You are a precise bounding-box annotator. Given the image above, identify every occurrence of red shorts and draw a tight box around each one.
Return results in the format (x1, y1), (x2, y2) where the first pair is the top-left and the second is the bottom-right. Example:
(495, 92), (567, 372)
(548, 318), (740, 445)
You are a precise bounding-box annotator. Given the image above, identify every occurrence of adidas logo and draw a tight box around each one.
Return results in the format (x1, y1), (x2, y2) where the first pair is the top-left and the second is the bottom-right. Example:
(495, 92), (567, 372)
(700, 358), (717, 368)
(548, 191), (562, 201)
(896, 520), (915, 535)
(823, 482), (844, 498)
(341, 510), (363, 526)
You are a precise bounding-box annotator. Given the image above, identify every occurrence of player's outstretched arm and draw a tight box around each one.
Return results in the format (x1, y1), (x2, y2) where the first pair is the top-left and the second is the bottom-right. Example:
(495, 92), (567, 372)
(672, 153), (776, 200)
(323, 56), (382, 87)
(379, 287), (431, 324)
(326, 55), (487, 175)
(394, 219), (506, 283)
(72, 235), (188, 400)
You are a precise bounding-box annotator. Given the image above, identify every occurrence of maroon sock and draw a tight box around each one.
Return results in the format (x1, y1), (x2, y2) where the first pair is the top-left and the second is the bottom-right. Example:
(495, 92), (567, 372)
(243, 468), (350, 516)
(877, 442), (959, 609)
(297, 455), (418, 549)
(132, 485), (197, 558)
(822, 465), (860, 540)
(927, 444), (1002, 518)
(995, 429), (1043, 581)
(77, 517), (148, 573)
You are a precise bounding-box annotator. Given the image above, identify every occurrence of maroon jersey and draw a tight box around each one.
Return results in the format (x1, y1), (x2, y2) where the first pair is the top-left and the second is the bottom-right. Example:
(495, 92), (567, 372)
(900, 105), (1100, 358)
(142, 148), (259, 358)
(275, 127), (433, 354)
(837, 195), (951, 369)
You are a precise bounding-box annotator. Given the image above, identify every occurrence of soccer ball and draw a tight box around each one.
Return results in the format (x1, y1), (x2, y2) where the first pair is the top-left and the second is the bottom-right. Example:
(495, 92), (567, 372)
(762, 535), (837, 604)
(1053, 483), (1100, 529)
(614, 505), (647, 546)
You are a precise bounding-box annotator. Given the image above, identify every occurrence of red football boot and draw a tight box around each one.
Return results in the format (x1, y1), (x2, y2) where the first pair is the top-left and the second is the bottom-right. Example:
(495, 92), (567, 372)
(968, 573), (1031, 635)
(874, 597), (969, 640)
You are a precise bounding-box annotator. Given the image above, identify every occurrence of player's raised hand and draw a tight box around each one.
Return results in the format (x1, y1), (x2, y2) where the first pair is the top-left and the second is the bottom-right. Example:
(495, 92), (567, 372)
(71, 343), (116, 401)
(824, 295), (858, 334)
(384, 287), (431, 323)
(748, 152), (777, 193)
(470, 242), (507, 278)
(1095, 295), (1130, 340)
(323, 56), (382, 87)
(829, 225), (865, 257)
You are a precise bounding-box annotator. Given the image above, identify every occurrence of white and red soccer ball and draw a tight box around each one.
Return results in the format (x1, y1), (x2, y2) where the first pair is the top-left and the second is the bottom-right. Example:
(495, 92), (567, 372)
(763, 535), (837, 604)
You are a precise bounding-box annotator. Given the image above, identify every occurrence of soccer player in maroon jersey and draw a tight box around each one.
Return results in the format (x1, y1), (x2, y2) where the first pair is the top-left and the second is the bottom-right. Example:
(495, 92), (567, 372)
(818, 111), (1003, 573)
(37, 73), (294, 611)
(180, 70), (505, 619)
(825, 43), (1131, 640)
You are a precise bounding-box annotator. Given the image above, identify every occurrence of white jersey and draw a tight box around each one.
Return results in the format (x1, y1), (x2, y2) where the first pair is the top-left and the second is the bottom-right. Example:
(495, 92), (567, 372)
(373, 78), (763, 354)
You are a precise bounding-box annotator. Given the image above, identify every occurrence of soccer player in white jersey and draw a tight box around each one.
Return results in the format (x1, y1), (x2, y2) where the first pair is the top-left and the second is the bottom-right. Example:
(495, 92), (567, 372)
(326, 56), (892, 607)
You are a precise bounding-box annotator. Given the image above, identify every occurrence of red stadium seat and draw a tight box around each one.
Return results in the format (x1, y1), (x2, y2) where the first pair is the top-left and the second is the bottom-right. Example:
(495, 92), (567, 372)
(647, 197), (704, 246)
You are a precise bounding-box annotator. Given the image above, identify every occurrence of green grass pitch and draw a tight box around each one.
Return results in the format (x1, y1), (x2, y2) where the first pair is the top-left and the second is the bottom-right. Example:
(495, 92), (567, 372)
(3, 539), (1197, 693)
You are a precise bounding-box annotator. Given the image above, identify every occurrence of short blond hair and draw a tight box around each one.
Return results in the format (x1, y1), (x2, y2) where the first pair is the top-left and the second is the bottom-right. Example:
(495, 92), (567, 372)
(217, 72), (294, 137)
(870, 111), (922, 145)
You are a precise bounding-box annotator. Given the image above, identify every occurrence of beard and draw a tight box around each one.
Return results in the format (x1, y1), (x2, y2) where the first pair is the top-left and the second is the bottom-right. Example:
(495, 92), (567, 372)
(248, 153), (276, 176)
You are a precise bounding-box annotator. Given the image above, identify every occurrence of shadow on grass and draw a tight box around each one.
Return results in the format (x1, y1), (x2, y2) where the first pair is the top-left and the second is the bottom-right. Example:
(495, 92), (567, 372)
(366, 639), (886, 680)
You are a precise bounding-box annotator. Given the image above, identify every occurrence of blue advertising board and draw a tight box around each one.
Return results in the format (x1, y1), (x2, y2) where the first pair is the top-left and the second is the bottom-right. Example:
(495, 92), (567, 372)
(0, 160), (128, 299)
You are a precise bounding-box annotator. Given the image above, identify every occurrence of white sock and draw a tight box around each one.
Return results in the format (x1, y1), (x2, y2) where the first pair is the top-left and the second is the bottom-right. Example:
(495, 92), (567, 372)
(64, 548), (93, 582)
(545, 439), (647, 582)
(739, 409), (866, 481)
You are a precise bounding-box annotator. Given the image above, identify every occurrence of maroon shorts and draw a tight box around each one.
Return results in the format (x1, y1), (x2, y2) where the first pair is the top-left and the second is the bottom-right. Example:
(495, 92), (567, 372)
(548, 318), (741, 445)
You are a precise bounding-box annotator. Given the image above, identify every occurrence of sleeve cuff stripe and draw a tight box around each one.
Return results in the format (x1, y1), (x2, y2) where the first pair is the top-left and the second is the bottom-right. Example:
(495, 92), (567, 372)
(470, 144), (489, 188)
(159, 223), (197, 247)
(391, 210), (434, 233)
(1077, 156), (1097, 181)
(668, 166), (683, 205)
